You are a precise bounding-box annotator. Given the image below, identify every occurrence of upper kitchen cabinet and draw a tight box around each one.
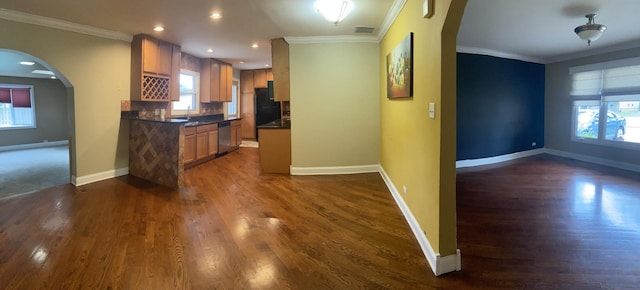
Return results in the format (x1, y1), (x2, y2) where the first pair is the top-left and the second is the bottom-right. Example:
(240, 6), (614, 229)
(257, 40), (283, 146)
(271, 38), (290, 101)
(253, 69), (272, 88)
(201, 58), (233, 103)
(240, 70), (254, 93)
(131, 34), (181, 102)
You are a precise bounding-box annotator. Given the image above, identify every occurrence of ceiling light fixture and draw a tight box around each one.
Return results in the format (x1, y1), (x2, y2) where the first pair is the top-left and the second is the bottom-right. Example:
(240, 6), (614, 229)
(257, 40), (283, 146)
(315, 0), (353, 24)
(574, 13), (606, 46)
(251, 43), (259, 48)
(32, 70), (54, 75)
(153, 26), (164, 32)
(20, 61), (35, 66)
(210, 12), (222, 20)
(264, 64), (270, 67)
(207, 48), (213, 53)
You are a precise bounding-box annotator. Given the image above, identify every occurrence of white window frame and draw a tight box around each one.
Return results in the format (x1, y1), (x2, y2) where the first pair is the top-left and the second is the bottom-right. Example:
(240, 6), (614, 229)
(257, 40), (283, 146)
(0, 84), (36, 130)
(226, 79), (239, 118)
(171, 69), (200, 116)
(570, 58), (640, 150)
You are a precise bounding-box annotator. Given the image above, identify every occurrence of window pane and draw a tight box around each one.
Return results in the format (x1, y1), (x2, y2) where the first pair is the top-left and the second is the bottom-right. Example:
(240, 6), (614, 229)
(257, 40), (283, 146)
(228, 82), (238, 116)
(180, 74), (194, 91)
(575, 101), (600, 139)
(173, 94), (194, 111)
(603, 97), (640, 143)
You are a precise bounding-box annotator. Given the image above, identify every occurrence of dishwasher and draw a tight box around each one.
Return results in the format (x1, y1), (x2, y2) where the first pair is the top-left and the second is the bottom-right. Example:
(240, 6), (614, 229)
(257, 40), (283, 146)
(217, 120), (231, 154)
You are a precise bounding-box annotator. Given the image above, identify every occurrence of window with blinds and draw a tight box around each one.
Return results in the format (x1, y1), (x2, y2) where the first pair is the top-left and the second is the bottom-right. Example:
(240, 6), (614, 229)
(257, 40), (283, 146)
(570, 60), (640, 147)
(0, 85), (35, 129)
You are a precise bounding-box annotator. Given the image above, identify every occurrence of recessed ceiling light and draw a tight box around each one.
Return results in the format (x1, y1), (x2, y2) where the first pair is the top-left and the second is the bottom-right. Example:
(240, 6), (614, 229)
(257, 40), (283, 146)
(210, 12), (222, 19)
(32, 70), (54, 75)
(20, 61), (35, 66)
(264, 64), (270, 67)
(251, 43), (259, 48)
(239, 61), (245, 64)
(207, 48), (213, 53)
(153, 26), (164, 32)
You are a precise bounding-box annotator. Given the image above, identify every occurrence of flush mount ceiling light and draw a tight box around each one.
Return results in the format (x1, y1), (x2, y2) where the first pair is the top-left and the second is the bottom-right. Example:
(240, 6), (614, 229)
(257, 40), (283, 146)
(153, 26), (164, 32)
(315, 0), (353, 24)
(574, 13), (606, 46)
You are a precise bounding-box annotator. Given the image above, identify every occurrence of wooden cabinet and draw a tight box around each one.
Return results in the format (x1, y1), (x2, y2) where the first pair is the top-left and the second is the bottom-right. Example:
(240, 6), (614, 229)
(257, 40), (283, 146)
(253, 69), (271, 88)
(240, 92), (256, 140)
(184, 127), (197, 164)
(185, 124), (218, 166)
(208, 130), (219, 156)
(201, 59), (233, 103)
(240, 70), (254, 93)
(271, 38), (290, 101)
(258, 128), (291, 174)
(131, 34), (181, 101)
(231, 120), (242, 148)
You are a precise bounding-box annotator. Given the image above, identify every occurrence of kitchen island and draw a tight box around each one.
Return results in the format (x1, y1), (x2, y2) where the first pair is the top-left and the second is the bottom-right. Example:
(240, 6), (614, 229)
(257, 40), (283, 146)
(257, 119), (291, 174)
(124, 114), (241, 188)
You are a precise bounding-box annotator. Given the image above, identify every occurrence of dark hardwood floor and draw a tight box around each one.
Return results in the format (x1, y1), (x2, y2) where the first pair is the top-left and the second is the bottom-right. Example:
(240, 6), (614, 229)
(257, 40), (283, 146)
(1, 149), (639, 289)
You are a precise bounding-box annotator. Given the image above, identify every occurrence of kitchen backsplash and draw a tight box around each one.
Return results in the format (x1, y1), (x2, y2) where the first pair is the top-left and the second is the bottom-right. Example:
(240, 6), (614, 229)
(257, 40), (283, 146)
(121, 100), (224, 119)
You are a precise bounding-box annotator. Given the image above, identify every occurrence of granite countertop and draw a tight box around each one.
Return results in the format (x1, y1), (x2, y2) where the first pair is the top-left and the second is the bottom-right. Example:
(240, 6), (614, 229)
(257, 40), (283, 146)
(121, 112), (240, 127)
(256, 119), (291, 129)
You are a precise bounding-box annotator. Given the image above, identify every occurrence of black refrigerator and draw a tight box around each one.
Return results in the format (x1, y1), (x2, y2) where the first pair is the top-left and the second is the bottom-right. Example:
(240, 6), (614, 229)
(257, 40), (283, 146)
(255, 87), (280, 140)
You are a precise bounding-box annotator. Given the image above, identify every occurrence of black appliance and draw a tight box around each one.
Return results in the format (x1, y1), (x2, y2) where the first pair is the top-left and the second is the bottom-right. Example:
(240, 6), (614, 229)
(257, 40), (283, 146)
(255, 87), (280, 140)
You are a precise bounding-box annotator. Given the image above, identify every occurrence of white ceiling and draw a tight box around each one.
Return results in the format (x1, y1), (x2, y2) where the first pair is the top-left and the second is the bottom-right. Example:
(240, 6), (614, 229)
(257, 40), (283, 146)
(458, 0), (640, 63)
(1, 0), (640, 80)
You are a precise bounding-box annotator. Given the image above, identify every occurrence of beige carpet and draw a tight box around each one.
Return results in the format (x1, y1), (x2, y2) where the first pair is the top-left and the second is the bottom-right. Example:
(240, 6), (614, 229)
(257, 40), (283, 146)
(0, 145), (70, 199)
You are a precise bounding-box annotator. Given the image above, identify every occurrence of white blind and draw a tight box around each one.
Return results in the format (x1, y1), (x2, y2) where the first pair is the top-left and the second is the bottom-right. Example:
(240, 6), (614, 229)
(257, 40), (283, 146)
(571, 61), (640, 96)
(571, 71), (602, 96)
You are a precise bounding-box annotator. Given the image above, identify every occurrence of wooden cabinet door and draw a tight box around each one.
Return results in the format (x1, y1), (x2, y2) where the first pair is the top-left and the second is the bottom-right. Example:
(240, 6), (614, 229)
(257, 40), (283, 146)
(184, 134), (196, 164)
(240, 92), (255, 140)
(240, 70), (254, 93)
(157, 41), (172, 76)
(170, 44), (181, 101)
(208, 130), (218, 155)
(253, 69), (268, 88)
(225, 64), (233, 102)
(196, 132), (209, 160)
(271, 38), (290, 101)
(211, 61), (222, 102)
(266, 69), (273, 81)
(142, 36), (159, 74)
(230, 124), (238, 147)
(200, 58), (212, 103)
(220, 62), (228, 102)
(236, 125), (243, 146)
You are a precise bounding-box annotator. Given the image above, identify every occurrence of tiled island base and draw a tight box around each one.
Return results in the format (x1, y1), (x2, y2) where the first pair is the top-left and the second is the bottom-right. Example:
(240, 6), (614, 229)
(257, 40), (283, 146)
(128, 119), (184, 188)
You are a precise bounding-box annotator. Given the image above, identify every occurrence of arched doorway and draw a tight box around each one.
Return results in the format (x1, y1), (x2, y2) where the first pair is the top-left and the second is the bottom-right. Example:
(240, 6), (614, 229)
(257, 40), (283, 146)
(0, 49), (75, 198)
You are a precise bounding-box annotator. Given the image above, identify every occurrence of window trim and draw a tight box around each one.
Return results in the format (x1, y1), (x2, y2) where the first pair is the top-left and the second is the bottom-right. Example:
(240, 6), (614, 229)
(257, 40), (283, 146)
(0, 84), (36, 130)
(570, 60), (640, 150)
(171, 69), (200, 116)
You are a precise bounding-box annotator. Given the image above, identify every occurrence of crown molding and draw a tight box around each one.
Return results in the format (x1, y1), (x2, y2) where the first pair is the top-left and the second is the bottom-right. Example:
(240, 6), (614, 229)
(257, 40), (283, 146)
(547, 40), (640, 63)
(377, 0), (407, 42)
(285, 35), (378, 44)
(0, 8), (132, 42)
(456, 46), (548, 64)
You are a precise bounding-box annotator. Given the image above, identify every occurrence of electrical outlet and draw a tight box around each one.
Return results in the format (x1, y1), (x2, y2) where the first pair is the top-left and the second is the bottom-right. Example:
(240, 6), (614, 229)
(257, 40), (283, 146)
(403, 185), (407, 194)
(532, 142), (537, 147)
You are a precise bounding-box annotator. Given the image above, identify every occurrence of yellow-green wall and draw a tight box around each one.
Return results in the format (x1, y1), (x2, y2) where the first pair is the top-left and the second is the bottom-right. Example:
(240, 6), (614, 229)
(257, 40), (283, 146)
(380, 0), (466, 255)
(0, 18), (131, 178)
(290, 42), (380, 167)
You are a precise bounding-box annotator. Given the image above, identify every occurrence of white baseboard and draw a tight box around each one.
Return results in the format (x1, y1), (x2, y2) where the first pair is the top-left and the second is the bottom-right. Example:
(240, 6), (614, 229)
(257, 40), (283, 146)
(545, 148), (640, 173)
(72, 167), (129, 186)
(456, 148), (545, 168)
(290, 164), (379, 176)
(377, 165), (461, 276)
(0, 140), (69, 152)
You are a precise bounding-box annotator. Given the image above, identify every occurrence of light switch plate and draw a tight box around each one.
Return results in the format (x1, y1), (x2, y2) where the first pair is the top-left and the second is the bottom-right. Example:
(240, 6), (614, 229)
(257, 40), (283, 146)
(429, 102), (436, 119)
(423, 0), (434, 18)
